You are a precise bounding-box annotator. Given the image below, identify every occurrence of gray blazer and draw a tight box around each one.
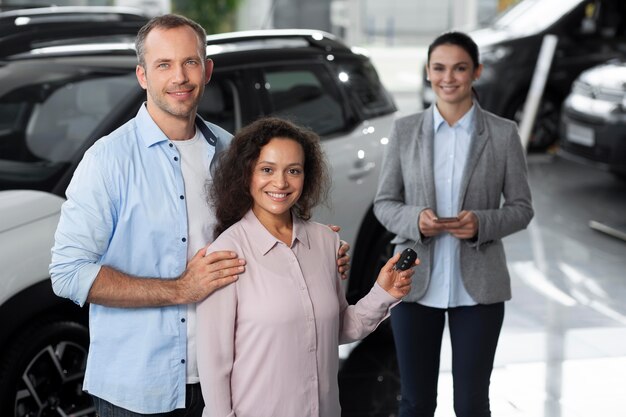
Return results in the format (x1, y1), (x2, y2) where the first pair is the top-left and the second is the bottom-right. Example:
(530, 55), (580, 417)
(374, 104), (533, 304)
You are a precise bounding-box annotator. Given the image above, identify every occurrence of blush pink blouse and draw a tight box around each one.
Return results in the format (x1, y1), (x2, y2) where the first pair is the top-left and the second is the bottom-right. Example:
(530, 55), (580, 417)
(196, 210), (397, 417)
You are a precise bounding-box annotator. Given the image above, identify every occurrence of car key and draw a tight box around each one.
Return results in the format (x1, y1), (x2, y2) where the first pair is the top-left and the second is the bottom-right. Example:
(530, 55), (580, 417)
(394, 246), (418, 271)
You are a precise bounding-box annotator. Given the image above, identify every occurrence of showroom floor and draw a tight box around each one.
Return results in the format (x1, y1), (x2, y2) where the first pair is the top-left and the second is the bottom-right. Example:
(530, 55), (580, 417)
(338, 153), (626, 417)
(336, 45), (626, 417)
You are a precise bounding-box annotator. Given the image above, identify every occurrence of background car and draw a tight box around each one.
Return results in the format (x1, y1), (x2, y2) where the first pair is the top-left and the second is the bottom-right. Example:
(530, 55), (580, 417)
(559, 57), (626, 179)
(0, 13), (397, 417)
(420, 0), (626, 150)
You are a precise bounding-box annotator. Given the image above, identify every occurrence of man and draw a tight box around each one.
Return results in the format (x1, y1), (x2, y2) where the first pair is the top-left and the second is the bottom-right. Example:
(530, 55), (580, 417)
(50, 14), (349, 417)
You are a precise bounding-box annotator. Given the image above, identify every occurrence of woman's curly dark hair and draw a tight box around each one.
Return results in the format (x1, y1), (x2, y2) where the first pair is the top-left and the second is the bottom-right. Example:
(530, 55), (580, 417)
(210, 117), (330, 238)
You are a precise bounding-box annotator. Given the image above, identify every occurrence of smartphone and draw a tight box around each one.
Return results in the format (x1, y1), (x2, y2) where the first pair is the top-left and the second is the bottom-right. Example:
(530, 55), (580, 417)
(435, 216), (459, 223)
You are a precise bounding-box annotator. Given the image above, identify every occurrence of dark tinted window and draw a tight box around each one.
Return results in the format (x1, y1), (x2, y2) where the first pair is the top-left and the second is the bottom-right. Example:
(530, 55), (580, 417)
(0, 72), (137, 190)
(0, 103), (23, 131)
(260, 66), (347, 136)
(335, 59), (396, 119)
(197, 78), (240, 134)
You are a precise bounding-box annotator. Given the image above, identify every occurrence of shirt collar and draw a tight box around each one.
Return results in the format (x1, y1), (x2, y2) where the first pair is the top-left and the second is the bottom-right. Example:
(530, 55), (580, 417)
(433, 103), (476, 135)
(433, 104), (446, 132)
(134, 103), (171, 147)
(241, 210), (310, 256)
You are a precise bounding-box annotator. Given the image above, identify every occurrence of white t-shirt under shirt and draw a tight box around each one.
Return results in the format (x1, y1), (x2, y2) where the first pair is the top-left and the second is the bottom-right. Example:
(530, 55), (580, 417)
(173, 128), (216, 384)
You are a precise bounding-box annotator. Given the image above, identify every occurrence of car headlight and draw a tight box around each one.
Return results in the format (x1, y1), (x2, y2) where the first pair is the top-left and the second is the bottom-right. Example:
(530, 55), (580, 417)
(480, 46), (512, 65)
(571, 80), (593, 98)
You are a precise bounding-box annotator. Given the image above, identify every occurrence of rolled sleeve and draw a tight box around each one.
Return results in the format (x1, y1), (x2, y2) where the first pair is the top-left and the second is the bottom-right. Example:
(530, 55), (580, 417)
(50, 150), (114, 306)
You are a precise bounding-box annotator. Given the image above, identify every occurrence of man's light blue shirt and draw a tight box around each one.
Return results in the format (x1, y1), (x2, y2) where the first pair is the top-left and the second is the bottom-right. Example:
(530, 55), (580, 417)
(49, 104), (232, 413)
(419, 105), (477, 308)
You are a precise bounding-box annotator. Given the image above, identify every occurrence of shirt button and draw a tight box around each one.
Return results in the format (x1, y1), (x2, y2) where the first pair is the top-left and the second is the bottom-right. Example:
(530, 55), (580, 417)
(174, 156), (179, 161)
(169, 143), (174, 148)
(180, 195), (185, 200)
(182, 237), (187, 243)
(181, 359), (186, 364)
(181, 318), (186, 323)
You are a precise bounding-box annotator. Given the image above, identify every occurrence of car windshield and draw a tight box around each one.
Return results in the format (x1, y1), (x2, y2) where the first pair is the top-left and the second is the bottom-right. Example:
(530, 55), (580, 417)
(0, 71), (137, 191)
(493, 0), (582, 34)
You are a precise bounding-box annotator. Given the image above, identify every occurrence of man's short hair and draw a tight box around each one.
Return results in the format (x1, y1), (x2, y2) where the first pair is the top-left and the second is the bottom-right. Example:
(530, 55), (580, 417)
(135, 14), (207, 67)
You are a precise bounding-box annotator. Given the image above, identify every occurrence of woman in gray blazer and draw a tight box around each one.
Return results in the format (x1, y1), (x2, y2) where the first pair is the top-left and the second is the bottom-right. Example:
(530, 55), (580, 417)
(374, 32), (533, 417)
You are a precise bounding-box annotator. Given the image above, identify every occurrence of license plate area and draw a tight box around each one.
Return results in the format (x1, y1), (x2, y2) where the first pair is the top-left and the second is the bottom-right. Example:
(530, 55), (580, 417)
(566, 122), (595, 147)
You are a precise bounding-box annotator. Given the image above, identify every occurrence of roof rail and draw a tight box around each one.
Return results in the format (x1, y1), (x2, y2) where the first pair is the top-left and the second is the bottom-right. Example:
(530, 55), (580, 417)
(0, 6), (148, 58)
(0, 5), (148, 20)
(205, 29), (351, 52)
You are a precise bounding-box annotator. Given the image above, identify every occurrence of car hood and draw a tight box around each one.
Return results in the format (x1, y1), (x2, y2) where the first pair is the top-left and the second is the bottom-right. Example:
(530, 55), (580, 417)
(0, 190), (64, 233)
(578, 60), (626, 91)
(469, 27), (519, 49)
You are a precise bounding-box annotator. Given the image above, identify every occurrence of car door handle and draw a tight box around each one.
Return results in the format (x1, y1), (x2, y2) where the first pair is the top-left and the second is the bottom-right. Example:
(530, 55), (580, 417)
(348, 161), (375, 181)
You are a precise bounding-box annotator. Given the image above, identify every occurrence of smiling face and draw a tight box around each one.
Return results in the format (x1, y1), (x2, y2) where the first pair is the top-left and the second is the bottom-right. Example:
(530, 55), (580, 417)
(426, 43), (482, 109)
(250, 138), (305, 226)
(135, 25), (212, 126)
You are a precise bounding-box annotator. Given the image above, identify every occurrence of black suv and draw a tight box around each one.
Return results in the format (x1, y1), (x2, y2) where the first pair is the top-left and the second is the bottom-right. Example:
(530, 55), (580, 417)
(421, 0), (626, 149)
(0, 10), (397, 417)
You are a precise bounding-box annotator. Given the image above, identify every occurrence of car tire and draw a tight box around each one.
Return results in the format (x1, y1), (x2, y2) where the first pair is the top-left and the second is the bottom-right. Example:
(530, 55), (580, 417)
(349, 229), (395, 302)
(352, 229), (396, 343)
(0, 320), (94, 417)
(509, 94), (560, 151)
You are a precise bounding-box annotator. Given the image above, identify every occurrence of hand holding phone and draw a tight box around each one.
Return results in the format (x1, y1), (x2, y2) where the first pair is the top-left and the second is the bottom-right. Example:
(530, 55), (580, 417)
(434, 216), (459, 223)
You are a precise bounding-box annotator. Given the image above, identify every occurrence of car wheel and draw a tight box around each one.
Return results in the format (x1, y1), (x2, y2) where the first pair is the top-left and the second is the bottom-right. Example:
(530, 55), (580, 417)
(339, 229), (401, 414)
(338, 331), (401, 415)
(510, 94), (560, 151)
(0, 320), (94, 417)
(352, 229), (396, 343)
(350, 229), (395, 302)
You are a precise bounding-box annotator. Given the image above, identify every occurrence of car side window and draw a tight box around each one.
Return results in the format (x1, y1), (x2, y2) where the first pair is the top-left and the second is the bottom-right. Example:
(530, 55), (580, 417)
(24, 74), (137, 163)
(0, 103), (22, 131)
(577, 0), (626, 39)
(0, 73), (137, 191)
(197, 78), (239, 134)
(261, 66), (346, 137)
(335, 59), (396, 119)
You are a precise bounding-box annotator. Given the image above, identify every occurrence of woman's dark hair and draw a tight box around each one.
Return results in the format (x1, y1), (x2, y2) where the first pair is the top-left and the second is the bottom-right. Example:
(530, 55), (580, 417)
(210, 117), (330, 238)
(427, 31), (480, 69)
(427, 31), (481, 102)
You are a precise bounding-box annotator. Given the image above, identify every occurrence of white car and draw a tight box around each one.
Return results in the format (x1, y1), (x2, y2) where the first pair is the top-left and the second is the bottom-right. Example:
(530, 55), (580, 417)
(0, 20), (397, 417)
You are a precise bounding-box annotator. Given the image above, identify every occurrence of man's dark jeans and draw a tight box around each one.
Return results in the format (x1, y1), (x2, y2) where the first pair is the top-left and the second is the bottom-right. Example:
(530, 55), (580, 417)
(93, 383), (204, 417)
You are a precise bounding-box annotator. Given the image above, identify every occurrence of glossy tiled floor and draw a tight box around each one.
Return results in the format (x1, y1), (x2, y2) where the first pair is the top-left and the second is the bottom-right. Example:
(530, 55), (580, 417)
(338, 154), (626, 417)
(339, 47), (626, 416)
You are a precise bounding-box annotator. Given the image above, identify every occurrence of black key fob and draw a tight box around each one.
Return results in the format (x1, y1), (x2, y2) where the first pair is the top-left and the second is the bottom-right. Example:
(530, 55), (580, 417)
(395, 248), (417, 271)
